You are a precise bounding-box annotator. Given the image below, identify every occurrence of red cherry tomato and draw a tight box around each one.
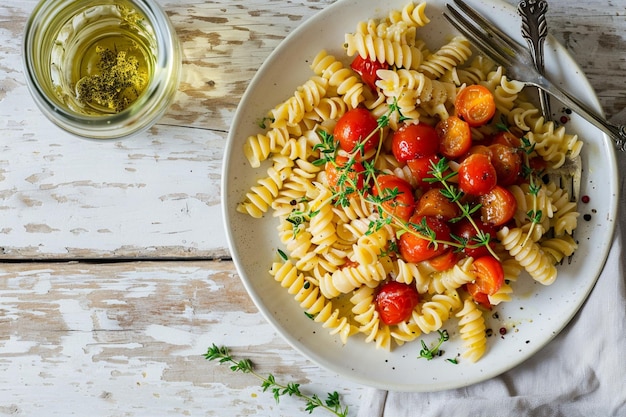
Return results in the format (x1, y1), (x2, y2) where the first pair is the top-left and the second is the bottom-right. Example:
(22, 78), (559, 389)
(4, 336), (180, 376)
(325, 155), (365, 195)
(465, 283), (492, 310)
(458, 153), (497, 196)
(465, 255), (504, 310)
(471, 256), (504, 295)
(455, 85), (496, 127)
(529, 156), (548, 173)
(488, 143), (523, 186)
(415, 188), (460, 221)
(373, 175), (415, 222)
(399, 215), (450, 263)
(391, 123), (440, 163)
(491, 130), (522, 148)
(479, 185), (517, 226)
(406, 155), (442, 188)
(334, 108), (379, 155)
(453, 218), (497, 258)
(436, 116), (472, 159)
(375, 281), (419, 325)
(465, 144), (492, 158)
(427, 250), (460, 272)
(350, 55), (389, 91)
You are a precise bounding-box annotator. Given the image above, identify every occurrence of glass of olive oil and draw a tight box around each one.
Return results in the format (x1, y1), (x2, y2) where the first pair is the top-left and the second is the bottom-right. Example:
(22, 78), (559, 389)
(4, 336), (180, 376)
(23, 0), (181, 140)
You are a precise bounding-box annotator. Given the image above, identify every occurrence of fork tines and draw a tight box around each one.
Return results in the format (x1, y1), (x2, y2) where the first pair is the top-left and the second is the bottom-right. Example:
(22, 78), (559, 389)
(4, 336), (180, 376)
(443, 0), (533, 69)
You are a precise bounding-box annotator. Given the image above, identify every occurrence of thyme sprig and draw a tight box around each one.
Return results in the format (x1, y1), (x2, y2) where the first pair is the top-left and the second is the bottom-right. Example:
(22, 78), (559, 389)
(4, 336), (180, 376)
(418, 330), (451, 360)
(305, 100), (409, 214)
(518, 135), (544, 246)
(205, 344), (348, 417)
(424, 158), (500, 259)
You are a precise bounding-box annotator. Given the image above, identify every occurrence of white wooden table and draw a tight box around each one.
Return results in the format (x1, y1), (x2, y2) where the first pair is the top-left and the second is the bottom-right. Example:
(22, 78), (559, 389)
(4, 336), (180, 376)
(1, 0), (624, 415)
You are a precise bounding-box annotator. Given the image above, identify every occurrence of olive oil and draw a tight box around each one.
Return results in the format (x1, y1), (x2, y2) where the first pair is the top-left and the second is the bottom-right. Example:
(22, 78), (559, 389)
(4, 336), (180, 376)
(51, 4), (157, 114)
(24, 0), (181, 139)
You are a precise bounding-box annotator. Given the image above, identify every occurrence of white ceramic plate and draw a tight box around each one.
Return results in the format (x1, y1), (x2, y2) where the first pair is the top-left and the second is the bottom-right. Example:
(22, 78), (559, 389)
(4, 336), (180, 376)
(222, 0), (619, 391)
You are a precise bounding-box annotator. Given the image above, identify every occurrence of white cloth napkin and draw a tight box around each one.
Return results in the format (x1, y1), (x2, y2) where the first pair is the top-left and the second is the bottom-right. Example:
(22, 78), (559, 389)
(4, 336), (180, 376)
(357, 130), (626, 417)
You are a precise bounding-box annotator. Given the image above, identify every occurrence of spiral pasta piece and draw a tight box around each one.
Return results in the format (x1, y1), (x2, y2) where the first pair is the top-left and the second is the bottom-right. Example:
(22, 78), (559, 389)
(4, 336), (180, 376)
(321, 260), (388, 298)
(413, 290), (462, 334)
(391, 258), (431, 293)
(418, 36), (472, 79)
(544, 181), (579, 236)
(508, 183), (553, 231)
(270, 260), (306, 295)
(311, 50), (365, 108)
(308, 185), (338, 252)
(541, 235), (578, 264)
(428, 257), (476, 294)
(237, 165), (292, 218)
(350, 227), (390, 265)
(270, 76), (329, 128)
(388, 2), (430, 27)
(456, 298), (487, 362)
(507, 104), (582, 168)
(350, 286), (392, 350)
(345, 32), (424, 69)
(314, 302), (358, 344)
(390, 316), (422, 345)
(488, 281), (513, 305)
(497, 226), (557, 285)
(270, 261), (357, 344)
(244, 126), (291, 168)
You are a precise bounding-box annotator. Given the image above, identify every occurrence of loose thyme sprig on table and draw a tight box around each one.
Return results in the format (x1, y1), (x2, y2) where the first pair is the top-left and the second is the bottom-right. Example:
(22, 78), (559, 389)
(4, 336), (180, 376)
(205, 344), (349, 417)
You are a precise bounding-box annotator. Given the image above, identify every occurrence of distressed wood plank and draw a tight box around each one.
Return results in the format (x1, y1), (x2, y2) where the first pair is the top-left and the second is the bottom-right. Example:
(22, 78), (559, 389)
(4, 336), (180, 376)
(0, 260), (366, 416)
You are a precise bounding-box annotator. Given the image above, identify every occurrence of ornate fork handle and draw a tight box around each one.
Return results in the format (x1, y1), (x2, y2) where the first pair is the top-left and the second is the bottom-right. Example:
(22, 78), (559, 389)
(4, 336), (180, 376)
(518, 0), (551, 118)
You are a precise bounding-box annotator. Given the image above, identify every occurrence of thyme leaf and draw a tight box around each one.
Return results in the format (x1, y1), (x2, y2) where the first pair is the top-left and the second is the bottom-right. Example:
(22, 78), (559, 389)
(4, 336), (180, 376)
(205, 344), (349, 417)
(418, 330), (450, 360)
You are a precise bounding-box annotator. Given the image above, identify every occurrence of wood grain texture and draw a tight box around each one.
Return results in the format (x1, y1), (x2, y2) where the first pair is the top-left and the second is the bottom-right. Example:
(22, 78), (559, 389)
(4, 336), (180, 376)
(0, 260), (366, 415)
(0, 1), (624, 416)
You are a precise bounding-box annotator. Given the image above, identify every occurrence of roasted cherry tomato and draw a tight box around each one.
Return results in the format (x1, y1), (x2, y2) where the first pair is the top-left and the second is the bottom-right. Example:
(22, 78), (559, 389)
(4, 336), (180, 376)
(399, 214), (450, 263)
(479, 185), (517, 226)
(375, 281), (419, 325)
(427, 250), (460, 272)
(529, 155), (548, 173)
(465, 282), (492, 310)
(465, 255), (504, 309)
(436, 116), (472, 159)
(455, 85), (496, 127)
(472, 255), (504, 295)
(406, 155), (442, 188)
(392, 123), (440, 163)
(453, 218), (497, 258)
(491, 130), (522, 148)
(458, 153), (497, 196)
(350, 55), (389, 91)
(415, 188), (460, 221)
(373, 174), (415, 222)
(334, 108), (380, 155)
(465, 144), (492, 158)
(325, 155), (365, 195)
(488, 143), (523, 186)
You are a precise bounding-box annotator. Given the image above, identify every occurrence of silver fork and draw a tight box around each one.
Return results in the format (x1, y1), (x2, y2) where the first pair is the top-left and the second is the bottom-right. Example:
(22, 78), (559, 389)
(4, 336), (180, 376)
(444, 0), (626, 152)
(516, 0), (580, 204)
(518, 0), (551, 119)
